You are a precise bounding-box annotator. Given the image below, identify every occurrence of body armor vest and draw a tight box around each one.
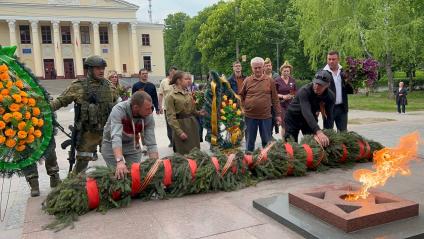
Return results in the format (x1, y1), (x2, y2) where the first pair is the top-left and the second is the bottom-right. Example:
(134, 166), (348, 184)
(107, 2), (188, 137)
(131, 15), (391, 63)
(77, 78), (115, 132)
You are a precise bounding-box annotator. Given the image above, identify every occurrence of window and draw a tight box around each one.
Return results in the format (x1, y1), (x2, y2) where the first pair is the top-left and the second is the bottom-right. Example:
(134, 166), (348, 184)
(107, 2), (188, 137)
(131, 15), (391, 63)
(80, 26), (90, 44)
(99, 26), (109, 44)
(143, 56), (152, 72)
(61, 26), (71, 44)
(41, 26), (52, 44)
(141, 34), (150, 46)
(123, 64), (127, 73)
(19, 25), (31, 44)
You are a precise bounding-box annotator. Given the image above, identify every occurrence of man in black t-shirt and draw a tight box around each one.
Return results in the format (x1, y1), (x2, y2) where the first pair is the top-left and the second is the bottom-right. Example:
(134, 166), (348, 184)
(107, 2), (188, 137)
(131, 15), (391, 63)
(132, 68), (160, 114)
(284, 70), (335, 147)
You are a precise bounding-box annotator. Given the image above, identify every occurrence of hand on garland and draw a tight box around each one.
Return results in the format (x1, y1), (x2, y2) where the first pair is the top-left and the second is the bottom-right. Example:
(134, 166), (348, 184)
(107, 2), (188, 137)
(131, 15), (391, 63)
(115, 161), (128, 179)
(314, 130), (330, 147)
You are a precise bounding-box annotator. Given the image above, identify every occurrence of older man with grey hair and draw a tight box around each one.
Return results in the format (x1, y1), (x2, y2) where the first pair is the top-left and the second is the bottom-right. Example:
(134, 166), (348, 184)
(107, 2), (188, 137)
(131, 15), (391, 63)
(239, 57), (282, 152)
(101, 91), (159, 179)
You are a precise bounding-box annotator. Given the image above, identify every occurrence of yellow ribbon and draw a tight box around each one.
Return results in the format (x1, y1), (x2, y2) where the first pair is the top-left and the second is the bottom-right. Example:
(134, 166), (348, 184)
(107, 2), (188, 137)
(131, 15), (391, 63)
(228, 126), (241, 145)
(211, 81), (218, 145)
(219, 75), (242, 103)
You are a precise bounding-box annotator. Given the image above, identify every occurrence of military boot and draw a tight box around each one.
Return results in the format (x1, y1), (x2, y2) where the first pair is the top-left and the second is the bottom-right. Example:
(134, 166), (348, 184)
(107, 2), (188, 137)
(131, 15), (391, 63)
(28, 178), (40, 197)
(50, 173), (61, 188)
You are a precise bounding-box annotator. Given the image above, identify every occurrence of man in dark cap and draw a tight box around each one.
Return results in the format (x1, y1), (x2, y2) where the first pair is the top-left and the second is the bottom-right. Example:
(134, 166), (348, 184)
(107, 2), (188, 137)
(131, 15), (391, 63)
(284, 70), (335, 146)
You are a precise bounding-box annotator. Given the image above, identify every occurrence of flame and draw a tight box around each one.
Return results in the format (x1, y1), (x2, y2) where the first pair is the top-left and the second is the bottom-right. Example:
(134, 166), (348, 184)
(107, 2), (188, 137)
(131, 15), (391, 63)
(345, 132), (421, 201)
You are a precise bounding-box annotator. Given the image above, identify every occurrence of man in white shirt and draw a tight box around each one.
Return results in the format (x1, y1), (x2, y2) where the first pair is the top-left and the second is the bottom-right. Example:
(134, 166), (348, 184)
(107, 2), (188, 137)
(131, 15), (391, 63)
(323, 51), (353, 131)
(158, 66), (177, 147)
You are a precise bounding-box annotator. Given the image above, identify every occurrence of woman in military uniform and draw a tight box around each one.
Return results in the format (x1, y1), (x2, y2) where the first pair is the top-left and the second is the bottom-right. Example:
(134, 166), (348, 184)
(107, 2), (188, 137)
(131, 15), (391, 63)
(165, 71), (205, 154)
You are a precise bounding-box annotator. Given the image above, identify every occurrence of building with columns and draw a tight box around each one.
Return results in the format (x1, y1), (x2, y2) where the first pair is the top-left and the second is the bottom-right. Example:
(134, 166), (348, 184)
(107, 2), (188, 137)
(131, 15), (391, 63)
(0, 0), (166, 80)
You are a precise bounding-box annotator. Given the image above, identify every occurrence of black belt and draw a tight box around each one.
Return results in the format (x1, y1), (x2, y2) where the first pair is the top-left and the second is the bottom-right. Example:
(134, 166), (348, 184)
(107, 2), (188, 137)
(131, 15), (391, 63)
(176, 113), (193, 119)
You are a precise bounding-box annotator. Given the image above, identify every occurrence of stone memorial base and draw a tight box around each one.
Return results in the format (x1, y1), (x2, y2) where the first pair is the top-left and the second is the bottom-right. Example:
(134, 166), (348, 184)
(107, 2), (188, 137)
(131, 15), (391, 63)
(289, 184), (419, 232)
(253, 184), (424, 239)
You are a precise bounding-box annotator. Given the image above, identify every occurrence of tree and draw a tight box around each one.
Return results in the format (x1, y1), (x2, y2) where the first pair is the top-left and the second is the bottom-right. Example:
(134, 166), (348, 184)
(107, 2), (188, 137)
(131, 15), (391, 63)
(164, 12), (190, 71)
(293, 0), (424, 97)
(197, 0), (285, 74)
(173, 4), (222, 79)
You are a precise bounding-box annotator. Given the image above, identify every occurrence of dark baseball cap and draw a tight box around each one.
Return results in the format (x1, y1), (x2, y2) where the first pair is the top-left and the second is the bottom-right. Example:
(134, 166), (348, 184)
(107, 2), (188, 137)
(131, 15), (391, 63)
(313, 70), (332, 86)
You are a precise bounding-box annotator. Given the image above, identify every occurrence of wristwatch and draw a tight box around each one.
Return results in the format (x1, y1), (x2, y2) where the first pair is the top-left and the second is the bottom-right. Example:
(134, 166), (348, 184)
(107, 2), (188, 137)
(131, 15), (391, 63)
(116, 156), (126, 164)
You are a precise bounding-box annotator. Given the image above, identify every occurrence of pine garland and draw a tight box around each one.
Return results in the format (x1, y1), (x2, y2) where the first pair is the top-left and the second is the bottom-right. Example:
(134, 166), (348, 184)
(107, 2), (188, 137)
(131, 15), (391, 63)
(42, 130), (384, 231)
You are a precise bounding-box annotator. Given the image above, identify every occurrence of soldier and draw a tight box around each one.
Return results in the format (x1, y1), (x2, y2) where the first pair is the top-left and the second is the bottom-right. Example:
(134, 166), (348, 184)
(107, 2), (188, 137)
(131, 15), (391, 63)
(50, 55), (116, 174)
(22, 138), (60, 197)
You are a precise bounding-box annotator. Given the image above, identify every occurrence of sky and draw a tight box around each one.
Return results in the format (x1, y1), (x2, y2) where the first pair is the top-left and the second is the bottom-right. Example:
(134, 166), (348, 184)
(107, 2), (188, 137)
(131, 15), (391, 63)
(125, 0), (221, 23)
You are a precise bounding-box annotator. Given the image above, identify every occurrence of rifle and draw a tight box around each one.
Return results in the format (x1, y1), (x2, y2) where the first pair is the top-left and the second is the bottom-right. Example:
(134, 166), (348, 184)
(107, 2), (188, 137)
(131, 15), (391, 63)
(61, 103), (81, 172)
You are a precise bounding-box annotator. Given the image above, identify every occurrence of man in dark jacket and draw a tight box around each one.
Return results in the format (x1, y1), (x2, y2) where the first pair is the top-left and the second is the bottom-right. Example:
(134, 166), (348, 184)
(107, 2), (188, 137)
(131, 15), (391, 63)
(284, 70), (335, 147)
(323, 51), (354, 131)
(228, 61), (245, 95)
(132, 68), (160, 114)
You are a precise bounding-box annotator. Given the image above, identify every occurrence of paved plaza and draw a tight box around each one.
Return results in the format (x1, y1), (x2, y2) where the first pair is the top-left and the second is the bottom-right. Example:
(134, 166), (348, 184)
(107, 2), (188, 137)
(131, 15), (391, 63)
(1, 80), (423, 239)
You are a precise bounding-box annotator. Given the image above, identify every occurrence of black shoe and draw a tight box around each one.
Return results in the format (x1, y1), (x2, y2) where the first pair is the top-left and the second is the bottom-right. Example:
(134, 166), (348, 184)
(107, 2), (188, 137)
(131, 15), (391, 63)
(28, 178), (40, 197)
(50, 173), (61, 188)
(168, 143), (172, 147)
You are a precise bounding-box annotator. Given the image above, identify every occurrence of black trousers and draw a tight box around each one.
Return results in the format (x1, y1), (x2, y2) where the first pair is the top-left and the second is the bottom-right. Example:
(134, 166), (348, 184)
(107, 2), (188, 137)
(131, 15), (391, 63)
(284, 113), (314, 142)
(397, 103), (406, 113)
(324, 104), (348, 132)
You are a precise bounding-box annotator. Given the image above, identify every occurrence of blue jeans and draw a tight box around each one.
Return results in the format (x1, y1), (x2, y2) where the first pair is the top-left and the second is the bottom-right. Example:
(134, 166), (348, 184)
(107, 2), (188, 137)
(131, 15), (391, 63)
(245, 117), (273, 152)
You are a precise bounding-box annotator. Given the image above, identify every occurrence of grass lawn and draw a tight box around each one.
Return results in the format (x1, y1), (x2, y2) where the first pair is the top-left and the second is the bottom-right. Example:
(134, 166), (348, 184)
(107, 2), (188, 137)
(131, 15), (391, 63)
(349, 91), (424, 112)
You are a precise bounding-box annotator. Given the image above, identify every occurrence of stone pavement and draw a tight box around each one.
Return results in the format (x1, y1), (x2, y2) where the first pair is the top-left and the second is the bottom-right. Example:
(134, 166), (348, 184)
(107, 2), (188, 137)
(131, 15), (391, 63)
(0, 79), (423, 239)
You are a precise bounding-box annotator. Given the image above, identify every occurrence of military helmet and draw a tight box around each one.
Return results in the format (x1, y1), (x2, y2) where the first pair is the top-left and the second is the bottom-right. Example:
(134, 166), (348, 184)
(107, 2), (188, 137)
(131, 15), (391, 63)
(83, 55), (107, 69)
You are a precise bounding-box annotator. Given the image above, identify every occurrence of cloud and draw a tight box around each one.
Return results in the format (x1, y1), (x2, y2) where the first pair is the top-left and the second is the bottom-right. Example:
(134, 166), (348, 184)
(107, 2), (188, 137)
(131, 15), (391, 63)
(125, 0), (221, 23)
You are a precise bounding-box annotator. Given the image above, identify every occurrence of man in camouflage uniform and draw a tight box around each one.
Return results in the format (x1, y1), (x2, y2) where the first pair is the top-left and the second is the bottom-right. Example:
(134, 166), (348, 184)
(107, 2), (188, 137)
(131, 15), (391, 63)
(22, 138), (60, 197)
(50, 55), (116, 174)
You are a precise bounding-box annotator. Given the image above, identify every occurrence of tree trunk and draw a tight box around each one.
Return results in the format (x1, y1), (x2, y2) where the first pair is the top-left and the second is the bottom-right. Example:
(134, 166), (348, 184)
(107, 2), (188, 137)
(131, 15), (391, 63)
(408, 65), (414, 92)
(384, 53), (394, 99)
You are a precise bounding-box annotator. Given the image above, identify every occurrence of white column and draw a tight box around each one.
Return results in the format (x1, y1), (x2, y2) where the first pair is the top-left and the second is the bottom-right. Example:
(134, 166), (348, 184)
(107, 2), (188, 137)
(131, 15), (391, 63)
(130, 22), (140, 75)
(52, 20), (64, 78)
(111, 21), (121, 74)
(30, 20), (43, 78)
(7, 20), (17, 47)
(92, 21), (101, 55)
(72, 21), (84, 77)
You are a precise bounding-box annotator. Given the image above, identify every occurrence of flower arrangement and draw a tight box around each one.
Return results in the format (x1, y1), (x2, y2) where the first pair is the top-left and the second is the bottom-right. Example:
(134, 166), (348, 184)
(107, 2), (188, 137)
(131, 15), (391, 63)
(346, 57), (379, 91)
(0, 64), (45, 160)
(219, 95), (243, 146)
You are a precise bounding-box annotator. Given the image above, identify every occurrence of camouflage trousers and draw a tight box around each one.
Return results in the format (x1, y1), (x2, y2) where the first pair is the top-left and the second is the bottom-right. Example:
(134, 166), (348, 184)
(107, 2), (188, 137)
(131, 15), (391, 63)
(73, 130), (103, 174)
(22, 139), (59, 180)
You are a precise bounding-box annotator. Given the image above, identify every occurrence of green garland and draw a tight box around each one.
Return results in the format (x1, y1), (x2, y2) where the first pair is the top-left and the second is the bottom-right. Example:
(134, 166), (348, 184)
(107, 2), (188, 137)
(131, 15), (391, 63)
(43, 130), (383, 231)
(0, 46), (54, 177)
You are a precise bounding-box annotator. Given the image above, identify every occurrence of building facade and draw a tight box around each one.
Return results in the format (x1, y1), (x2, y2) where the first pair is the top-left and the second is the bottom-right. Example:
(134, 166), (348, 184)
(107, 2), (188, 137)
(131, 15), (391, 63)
(0, 0), (166, 80)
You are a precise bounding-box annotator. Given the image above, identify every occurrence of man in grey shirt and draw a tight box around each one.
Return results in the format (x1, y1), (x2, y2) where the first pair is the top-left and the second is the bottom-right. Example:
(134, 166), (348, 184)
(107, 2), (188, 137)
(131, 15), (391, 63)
(101, 91), (159, 179)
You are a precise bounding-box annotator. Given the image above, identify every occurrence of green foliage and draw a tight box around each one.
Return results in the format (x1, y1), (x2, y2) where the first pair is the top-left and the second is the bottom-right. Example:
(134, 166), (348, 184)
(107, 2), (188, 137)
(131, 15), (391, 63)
(349, 91), (424, 111)
(164, 12), (191, 71)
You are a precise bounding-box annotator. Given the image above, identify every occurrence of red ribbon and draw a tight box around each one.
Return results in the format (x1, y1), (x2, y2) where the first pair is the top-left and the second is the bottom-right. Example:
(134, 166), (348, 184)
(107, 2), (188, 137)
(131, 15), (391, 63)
(302, 144), (314, 169)
(364, 141), (371, 160)
(242, 154), (253, 174)
(86, 178), (100, 209)
(243, 154), (253, 168)
(284, 143), (294, 175)
(231, 165), (237, 174)
(131, 163), (141, 196)
(357, 140), (365, 161)
(211, 156), (220, 172)
(111, 191), (121, 201)
(187, 159), (197, 180)
(340, 144), (348, 163)
(162, 159), (172, 187)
